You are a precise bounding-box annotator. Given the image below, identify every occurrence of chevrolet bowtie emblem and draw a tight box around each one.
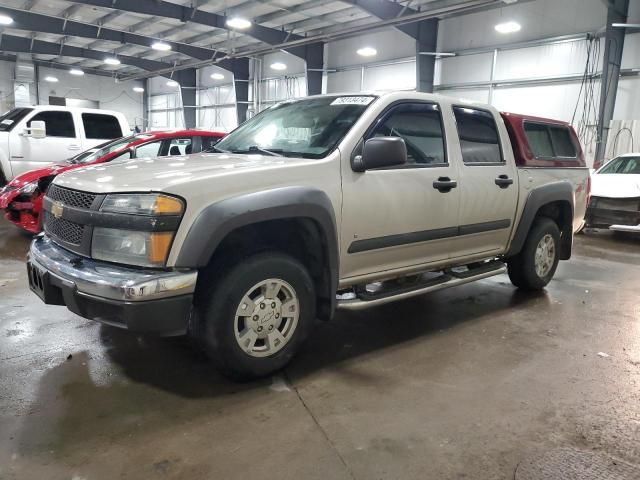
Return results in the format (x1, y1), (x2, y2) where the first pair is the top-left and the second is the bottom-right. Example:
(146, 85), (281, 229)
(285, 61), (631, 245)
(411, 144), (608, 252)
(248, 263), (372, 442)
(51, 201), (64, 219)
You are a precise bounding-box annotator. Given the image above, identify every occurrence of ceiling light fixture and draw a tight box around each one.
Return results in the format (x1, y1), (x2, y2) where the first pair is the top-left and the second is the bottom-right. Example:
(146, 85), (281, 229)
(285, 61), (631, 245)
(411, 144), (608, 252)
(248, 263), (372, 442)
(270, 62), (287, 71)
(133, 87), (145, 93)
(494, 21), (521, 34)
(151, 41), (172, 51)
(44, 76), (59, 83)
(226, 17), (251, 29)
(0, 14), (13, 25)
(167, 80), (179, 87)
(210, 72), (225, 80)
(104, 57), (121, 65)
(357, 47), (377, 57)
(69, 68), (84, 76)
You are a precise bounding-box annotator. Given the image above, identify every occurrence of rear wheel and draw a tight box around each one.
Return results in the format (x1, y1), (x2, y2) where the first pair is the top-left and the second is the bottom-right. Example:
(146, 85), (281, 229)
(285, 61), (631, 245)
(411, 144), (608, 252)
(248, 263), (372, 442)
(194, 252), (315, 380)
(508, 217), (561, 290)
(0, 168), (6, 188)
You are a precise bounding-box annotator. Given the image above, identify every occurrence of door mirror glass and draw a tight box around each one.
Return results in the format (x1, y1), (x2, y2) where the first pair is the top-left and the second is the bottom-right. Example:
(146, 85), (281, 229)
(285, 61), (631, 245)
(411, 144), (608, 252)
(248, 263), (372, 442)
(357, 137), (407, 171)
(24, 120), (47, 139)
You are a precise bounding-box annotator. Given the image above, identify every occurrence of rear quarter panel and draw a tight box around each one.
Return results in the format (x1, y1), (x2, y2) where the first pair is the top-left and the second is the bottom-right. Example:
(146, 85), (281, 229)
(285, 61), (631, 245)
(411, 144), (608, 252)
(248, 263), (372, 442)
(516, 167), (589, 233)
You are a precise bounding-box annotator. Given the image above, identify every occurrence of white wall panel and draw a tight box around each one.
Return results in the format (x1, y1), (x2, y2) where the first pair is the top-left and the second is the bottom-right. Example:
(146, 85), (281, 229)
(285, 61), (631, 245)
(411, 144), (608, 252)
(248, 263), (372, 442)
(0, 60), (14, 114)
(613, 77), (640, 121)
(326, 69), (362, 93)
(438, 0), (605, 52)
(327, 30), (415, 69)
(37, 67), (144, 130)
(494, 39), (595, 80)
(362, 62), (416, 91)
(438, 53), (493, 85)
(437, 88), (490, 104)
(621, 32), (640, 69)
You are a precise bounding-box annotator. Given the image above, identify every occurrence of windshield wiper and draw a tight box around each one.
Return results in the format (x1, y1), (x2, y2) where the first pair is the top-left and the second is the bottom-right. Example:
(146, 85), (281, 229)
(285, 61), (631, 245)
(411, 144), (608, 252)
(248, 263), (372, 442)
(231, 145), (284, 157)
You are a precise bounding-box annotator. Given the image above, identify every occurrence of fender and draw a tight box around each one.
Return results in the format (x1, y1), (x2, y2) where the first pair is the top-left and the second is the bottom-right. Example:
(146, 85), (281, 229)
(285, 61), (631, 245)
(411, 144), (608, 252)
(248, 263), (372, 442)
(506, 181), (574, 259)
(174, 186), (339, 315)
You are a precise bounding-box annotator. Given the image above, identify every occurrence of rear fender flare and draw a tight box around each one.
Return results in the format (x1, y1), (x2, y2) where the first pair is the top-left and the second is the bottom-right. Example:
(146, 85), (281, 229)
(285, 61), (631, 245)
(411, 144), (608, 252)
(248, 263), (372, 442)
(507, 181), (574, 259)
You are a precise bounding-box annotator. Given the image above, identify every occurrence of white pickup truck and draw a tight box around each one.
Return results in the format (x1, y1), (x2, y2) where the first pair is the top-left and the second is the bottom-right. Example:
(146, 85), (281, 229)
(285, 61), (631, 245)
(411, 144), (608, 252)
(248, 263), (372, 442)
(0, 105), (129, 183)
(27, 92), (589, 379)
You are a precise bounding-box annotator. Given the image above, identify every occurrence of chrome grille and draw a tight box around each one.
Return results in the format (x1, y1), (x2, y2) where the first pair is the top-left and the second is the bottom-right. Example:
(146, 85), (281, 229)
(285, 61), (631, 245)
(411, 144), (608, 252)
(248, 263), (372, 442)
(43, 211), (84, 245)
(46, 184), (97, 210)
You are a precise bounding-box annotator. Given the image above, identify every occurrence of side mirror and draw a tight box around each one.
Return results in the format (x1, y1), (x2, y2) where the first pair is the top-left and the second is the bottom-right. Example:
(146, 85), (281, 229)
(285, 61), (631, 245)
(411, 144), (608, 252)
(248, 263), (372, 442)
(23, 120), (47, 139)
(353, 137), (408, 172)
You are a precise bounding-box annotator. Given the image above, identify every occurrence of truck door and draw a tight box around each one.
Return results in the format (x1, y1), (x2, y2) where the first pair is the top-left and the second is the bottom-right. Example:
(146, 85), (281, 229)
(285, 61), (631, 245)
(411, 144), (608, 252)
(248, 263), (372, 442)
(9, 110), (80, 176)
(340, 101), (461, 281)
(449, 106), (518, 257)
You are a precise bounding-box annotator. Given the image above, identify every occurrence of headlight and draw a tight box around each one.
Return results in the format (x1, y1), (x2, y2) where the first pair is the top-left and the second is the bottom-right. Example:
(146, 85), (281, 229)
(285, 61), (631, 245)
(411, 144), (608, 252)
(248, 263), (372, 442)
(101, 193), (183, 216)
(19, 181), (38, 195)
(91, 193), (184, 267)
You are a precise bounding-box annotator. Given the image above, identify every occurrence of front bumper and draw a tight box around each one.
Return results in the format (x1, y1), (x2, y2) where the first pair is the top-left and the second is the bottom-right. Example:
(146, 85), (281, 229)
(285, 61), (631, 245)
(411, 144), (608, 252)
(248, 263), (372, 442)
(586, 196), (640, 231)
(27, 235), (197, 336)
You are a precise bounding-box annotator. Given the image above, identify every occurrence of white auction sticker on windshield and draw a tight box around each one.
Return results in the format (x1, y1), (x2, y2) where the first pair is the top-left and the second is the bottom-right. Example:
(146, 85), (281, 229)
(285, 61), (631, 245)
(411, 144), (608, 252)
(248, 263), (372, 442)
(330, 96), (374, 106)
(0, 119), (13, 125)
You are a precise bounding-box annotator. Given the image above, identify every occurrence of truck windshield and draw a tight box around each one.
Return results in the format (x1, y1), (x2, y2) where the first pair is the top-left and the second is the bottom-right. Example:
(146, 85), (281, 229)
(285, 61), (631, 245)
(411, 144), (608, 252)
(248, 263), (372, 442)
(70, 135), (145, 164)
(213, 95), (377, 159)
(598, 156), (640, 174)
(0, 108), (34, 132)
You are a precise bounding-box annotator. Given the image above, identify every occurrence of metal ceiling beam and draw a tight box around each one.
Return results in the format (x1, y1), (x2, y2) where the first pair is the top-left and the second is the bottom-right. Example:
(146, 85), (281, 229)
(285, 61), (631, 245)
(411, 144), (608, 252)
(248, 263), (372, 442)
(343, 0), (425, 38)
(0, 33), (173, 72)
(0, 7), (223, 62)
(62, 0), (313, 59)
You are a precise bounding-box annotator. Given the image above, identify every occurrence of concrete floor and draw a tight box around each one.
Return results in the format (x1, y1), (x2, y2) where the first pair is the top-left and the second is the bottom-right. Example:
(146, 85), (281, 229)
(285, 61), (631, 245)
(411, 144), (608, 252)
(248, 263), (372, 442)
(0, 217), (638, 480)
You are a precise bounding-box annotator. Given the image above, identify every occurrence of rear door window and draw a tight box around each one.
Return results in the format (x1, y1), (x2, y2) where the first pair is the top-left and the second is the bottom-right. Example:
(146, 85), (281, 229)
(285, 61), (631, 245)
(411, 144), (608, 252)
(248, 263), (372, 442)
(28, 111), (76, 138)
(453, 107), (503, 164)
(135, 140), (164, 158)
(82, 113), (123, 139)
(167, 138), (193, 155)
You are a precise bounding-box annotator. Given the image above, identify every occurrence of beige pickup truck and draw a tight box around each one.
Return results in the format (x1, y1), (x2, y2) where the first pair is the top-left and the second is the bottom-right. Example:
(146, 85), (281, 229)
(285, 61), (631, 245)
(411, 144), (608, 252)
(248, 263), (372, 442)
(27, 92), (589, 379)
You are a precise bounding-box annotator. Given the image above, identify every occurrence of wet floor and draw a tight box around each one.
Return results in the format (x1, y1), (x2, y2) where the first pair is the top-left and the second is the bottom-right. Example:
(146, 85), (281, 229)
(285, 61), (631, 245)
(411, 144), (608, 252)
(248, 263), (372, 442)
(0, 218), (638, 479)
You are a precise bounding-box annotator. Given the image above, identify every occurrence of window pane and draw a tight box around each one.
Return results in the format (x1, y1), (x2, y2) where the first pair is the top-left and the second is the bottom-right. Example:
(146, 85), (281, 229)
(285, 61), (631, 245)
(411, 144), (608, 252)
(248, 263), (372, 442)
(82, 113), (123, 139)
(28, 111), (75, 138)
(168, 138), (192, 155)
(453, 107), (502, 164)
(524, 123), (554, 158)
(369, 103), (446, 166)
(135, 140), (163, 158)
(549, 126), (576, 157)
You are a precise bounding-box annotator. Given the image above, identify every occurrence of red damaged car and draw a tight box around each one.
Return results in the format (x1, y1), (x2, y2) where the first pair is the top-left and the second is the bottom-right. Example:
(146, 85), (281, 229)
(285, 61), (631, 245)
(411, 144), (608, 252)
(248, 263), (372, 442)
(0, 129), (225, 233)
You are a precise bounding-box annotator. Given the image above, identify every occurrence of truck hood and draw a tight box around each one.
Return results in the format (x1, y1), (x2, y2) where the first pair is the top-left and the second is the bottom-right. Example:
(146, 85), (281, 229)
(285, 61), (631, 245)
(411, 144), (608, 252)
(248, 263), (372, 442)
(53, 152), (312, 193)
(591, 173), (640, 199)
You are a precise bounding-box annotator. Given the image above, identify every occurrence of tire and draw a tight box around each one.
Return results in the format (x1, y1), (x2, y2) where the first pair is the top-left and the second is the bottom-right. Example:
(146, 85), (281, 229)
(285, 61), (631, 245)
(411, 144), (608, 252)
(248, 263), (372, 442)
(507, 217), (561, 290)
(0, 168), (6, 188)
(194, 252), (316, 380)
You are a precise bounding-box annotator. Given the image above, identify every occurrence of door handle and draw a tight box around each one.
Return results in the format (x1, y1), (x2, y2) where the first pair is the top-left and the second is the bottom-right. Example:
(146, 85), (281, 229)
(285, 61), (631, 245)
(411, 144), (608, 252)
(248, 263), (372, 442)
(433, 177), (458, 193)
(68, 144), (81, 151)
(495, 175), (514, 188)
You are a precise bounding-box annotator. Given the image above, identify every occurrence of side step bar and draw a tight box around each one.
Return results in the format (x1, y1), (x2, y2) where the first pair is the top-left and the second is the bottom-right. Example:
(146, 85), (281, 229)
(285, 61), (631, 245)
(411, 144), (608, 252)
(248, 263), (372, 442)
(337, 261), (507, 311)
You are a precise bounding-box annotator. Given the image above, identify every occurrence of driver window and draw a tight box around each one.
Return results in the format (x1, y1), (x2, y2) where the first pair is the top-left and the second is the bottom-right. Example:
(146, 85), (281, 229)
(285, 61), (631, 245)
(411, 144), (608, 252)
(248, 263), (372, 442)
(368, 103), (446, 166)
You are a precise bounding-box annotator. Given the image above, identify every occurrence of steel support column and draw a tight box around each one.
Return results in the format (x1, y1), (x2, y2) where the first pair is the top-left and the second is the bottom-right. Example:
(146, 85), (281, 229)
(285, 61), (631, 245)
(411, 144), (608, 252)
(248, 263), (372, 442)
(416, 19), (439, 93)
(305, 43), (325, 95)
(594, 0), (629, 168)
(176, 69), (197, 129)
(232, 58), (250, 125)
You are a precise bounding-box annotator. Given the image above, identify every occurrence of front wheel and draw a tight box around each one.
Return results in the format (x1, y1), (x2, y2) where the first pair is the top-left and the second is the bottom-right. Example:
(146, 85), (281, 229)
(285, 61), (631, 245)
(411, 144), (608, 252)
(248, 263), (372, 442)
(195, 252), (316, 380)
(507, 217), (561, 290)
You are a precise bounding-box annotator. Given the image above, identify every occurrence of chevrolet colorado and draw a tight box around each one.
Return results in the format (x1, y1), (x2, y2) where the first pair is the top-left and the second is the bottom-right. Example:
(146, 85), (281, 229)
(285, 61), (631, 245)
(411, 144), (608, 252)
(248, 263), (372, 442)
(26, 92), (589, 379)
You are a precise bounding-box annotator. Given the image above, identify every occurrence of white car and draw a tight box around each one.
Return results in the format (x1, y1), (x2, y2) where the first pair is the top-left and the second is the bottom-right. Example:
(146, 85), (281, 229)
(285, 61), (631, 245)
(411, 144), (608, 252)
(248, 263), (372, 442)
(0, 105), (130, 184)
(586, 153), (640, 232)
